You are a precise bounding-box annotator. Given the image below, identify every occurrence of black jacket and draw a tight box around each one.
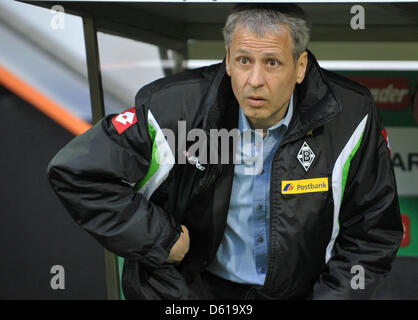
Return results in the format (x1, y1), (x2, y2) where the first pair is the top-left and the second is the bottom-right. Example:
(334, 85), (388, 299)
(47, 51), (403, 300)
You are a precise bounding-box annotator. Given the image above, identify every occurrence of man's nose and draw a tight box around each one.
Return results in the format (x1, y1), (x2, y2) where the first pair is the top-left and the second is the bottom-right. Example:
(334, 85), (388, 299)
(247, 63), (265, 88)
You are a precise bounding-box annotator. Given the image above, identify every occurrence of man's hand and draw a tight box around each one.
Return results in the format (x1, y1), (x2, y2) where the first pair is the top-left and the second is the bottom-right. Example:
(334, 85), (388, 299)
(166, 225), (190, 264)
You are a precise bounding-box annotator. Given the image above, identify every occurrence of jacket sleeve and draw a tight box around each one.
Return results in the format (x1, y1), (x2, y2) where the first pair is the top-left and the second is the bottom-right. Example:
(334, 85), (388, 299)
(47, 103), (180, 269)
(312, 92), (403, 299)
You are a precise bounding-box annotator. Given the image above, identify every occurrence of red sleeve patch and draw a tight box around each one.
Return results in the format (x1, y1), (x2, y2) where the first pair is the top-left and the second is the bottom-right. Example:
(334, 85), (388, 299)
(112, 107), (138, 134)
(381, 128), (391, 154)
(401, 214), (410, 247)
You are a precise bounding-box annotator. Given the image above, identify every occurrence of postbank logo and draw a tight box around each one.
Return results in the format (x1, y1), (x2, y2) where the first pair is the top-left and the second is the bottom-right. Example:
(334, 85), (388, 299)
(282, 177), (329, 194)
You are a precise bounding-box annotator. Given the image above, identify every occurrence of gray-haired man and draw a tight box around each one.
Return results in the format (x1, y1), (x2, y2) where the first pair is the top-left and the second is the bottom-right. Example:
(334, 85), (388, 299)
(48, 4), (402, 299)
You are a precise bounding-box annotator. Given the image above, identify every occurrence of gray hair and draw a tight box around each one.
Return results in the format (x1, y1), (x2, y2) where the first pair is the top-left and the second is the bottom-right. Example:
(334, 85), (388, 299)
(223, 4), (310, 63)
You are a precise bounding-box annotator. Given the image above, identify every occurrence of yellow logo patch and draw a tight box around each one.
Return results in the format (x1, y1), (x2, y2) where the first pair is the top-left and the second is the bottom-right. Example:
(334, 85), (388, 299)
(282, 177), (329, 194)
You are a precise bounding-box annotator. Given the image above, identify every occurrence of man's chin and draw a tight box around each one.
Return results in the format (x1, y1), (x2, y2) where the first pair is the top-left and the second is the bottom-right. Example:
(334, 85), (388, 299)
(242, 105), (266, 115)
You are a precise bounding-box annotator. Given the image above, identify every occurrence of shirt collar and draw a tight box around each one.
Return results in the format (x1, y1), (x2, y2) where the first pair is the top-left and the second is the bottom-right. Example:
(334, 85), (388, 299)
(239, 94), (294, 134)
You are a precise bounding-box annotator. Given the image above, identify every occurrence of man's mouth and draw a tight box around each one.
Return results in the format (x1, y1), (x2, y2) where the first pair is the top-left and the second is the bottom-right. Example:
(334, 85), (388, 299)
(247, 96), (266, 106)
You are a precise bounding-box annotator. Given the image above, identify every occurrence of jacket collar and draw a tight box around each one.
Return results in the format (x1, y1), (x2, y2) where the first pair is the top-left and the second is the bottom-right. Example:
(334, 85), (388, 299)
(290, 49), (342, 136)
(203, 50), (342, 135)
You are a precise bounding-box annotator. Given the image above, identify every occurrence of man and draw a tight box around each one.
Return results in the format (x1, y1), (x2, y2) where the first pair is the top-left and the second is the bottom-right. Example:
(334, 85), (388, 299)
(47, 4), (403, 300)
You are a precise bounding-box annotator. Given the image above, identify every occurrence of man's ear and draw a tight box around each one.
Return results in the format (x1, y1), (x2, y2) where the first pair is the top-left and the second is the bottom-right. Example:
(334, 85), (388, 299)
(225, 45), (231, 77)
(296, 51), (308, 84)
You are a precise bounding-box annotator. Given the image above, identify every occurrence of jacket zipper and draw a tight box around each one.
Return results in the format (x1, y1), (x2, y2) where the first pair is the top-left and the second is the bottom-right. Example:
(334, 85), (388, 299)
(262, 96), (343, 291)
(262, 127), (320, 293)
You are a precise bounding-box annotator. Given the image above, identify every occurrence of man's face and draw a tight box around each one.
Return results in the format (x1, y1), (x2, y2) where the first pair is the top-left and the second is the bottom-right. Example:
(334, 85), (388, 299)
(226, 25), (308, 129)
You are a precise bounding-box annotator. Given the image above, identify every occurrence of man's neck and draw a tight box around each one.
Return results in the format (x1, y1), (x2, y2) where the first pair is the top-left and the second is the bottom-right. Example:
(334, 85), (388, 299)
(247, 104), (289, 132)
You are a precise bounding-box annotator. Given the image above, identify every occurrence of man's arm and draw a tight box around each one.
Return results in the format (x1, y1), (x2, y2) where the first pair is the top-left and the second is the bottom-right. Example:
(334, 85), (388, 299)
(47, 104), (182, 269)
(312, 92), (403, 299)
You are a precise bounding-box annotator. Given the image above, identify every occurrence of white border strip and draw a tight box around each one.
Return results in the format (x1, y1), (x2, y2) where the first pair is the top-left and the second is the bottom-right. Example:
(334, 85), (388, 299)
(187, 59), (418, 71)
(318, 61), (418, 71)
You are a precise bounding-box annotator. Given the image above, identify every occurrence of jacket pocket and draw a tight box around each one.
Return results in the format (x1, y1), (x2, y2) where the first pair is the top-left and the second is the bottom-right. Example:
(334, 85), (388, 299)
(122, 260), (195, 300)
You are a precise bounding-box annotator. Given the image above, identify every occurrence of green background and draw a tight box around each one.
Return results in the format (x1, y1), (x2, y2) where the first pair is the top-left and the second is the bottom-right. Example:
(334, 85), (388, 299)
(398, 197), (418, 256)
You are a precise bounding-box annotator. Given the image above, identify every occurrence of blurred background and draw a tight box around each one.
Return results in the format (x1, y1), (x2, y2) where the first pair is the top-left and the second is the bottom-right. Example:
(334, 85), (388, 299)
(0, 0), (417, 299)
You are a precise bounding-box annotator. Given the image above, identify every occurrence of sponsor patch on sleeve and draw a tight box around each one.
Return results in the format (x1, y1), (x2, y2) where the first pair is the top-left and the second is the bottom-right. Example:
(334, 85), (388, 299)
(282, 177), (329, 194)
(112, 107), (137, 134)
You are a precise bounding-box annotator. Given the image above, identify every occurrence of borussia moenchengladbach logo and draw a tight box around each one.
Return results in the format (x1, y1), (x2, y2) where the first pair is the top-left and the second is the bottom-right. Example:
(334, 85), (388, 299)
(297, 141), (315, 171)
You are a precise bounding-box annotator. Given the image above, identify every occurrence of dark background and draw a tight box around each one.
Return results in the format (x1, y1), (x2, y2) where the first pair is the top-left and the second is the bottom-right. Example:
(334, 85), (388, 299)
(0, 85), (106, 299)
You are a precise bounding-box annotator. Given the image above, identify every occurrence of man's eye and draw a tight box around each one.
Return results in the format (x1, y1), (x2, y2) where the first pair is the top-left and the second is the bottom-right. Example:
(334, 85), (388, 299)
(239, 57), (249, 64)
(267, 59), (279, 67)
